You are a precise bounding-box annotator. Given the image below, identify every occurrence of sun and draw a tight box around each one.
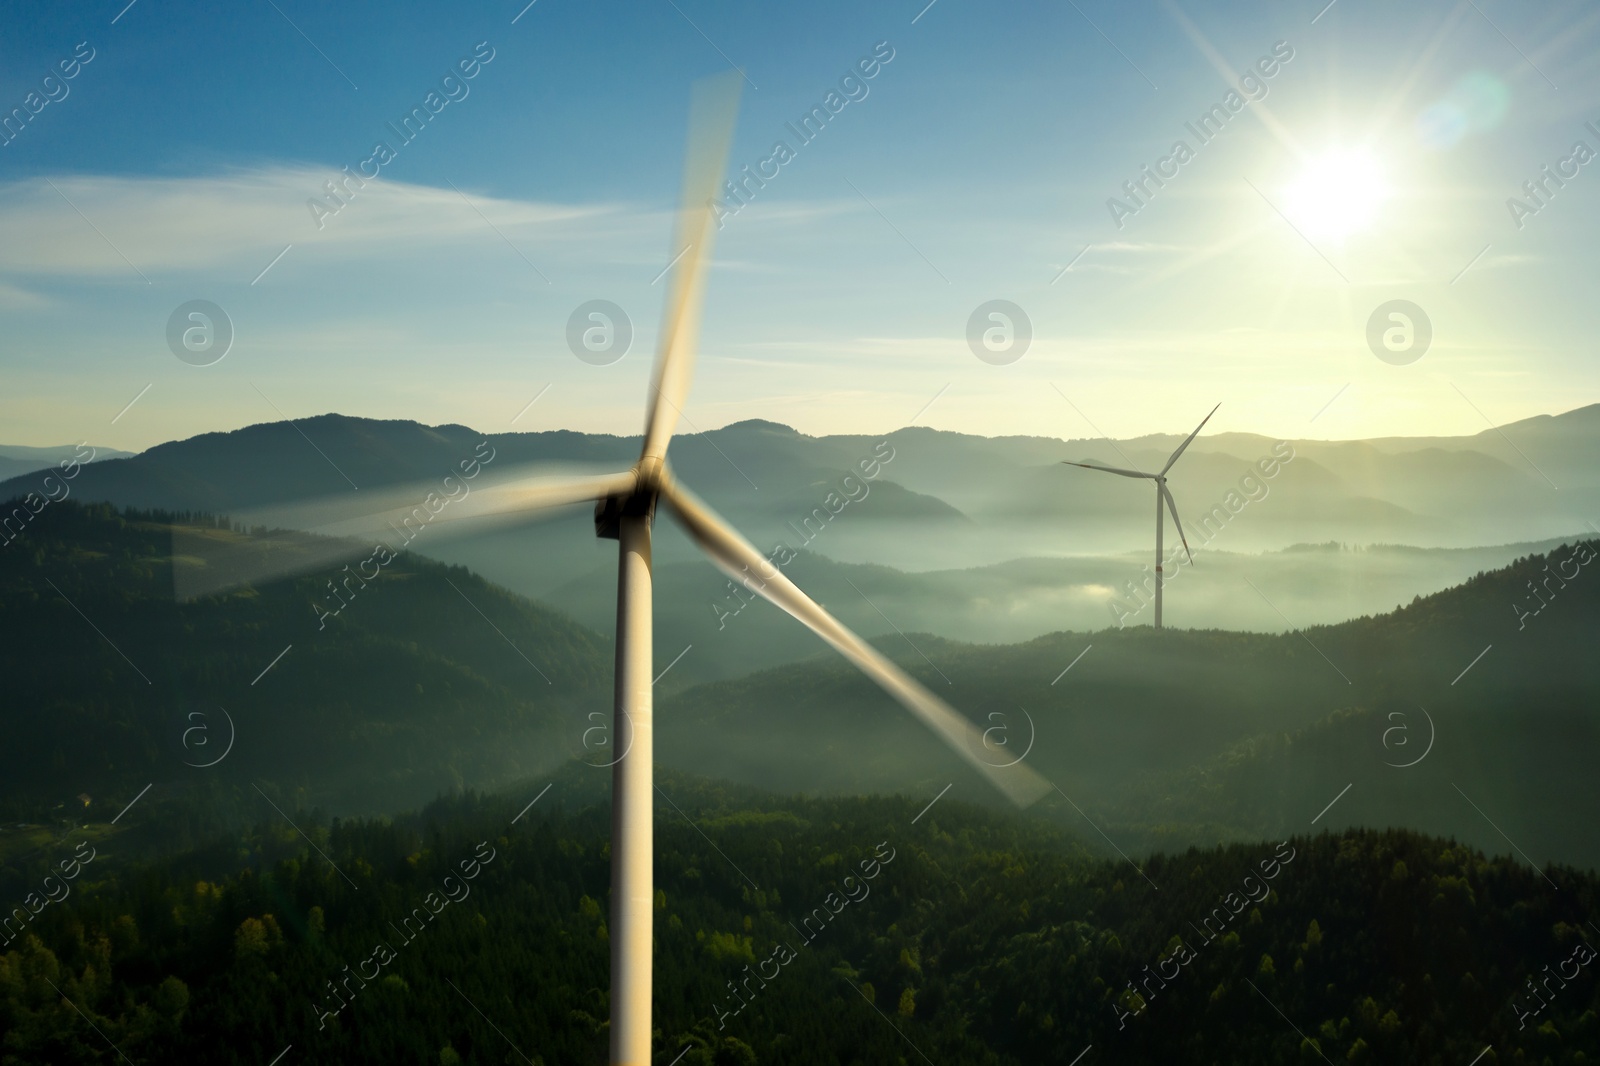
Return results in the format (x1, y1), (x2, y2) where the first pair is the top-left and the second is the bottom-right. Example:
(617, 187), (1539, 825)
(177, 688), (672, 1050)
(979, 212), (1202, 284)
(1281, 149), (1388, 242)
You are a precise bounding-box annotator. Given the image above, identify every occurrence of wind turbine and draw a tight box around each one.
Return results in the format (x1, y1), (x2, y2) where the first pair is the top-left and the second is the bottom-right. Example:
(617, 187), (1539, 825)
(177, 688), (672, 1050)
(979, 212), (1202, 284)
(364, 73), (1048, 1065)
(1064, 404), (1218, 629)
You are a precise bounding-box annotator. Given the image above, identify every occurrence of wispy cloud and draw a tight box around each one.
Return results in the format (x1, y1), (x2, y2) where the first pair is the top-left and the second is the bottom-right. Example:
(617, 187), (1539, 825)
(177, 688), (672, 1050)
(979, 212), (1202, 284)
(0, 281), (51, 309)
(0, 167), (614, 279)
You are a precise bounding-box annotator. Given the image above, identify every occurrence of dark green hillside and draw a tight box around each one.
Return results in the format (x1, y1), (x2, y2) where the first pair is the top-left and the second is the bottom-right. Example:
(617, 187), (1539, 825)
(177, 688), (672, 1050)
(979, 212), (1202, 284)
(0, 502), (610, 824)
(0, 776), (1593, 1064)
(4, 501), (1596, 876)
(657, 540), (1600, 867)
(655, 622), (1363, 826)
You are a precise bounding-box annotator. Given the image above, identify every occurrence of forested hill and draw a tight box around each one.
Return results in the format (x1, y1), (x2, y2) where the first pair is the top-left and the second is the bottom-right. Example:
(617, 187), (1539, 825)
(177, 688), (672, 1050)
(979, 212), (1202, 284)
(1, 775), (1594, 1064)
(0, 502), (610, 820)
(3, 503), (1597, 871)
(658, 538), (1600, 867)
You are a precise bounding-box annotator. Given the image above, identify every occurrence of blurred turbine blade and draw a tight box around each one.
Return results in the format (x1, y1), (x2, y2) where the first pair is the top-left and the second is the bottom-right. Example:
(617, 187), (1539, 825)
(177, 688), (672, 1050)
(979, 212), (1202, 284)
(1161, 483), (1193, 563)
(1160, 402), (1220, 475)
(171, 466), (636, 600)
(1063, 460), (1152, 479)
(171, 525), (382, 603)
(640, 70), (743, 463)
(659, 473), (1053, 808)
(315, 468), (637, 538)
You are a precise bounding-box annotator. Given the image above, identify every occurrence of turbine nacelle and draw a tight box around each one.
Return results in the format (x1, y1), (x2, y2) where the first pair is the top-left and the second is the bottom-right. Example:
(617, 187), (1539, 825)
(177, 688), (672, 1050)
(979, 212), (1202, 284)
(593, 488), (653, 541)
(594, 461), (659, 540)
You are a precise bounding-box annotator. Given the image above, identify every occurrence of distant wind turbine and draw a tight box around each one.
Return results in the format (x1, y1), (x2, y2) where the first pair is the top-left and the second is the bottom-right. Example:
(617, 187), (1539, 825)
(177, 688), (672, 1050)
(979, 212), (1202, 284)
(1064, 404), (1219, 629)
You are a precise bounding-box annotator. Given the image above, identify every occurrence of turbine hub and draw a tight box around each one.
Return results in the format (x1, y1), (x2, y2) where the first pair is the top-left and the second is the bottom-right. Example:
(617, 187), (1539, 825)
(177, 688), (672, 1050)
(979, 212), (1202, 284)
(594, 490), (656, 540)
(595, 459), (662, 540)
(635, 455), (665, 491)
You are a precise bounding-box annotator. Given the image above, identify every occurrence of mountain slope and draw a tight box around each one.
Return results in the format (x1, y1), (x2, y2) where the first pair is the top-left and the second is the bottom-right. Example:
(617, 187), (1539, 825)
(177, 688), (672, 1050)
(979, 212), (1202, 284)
(654, 539), (1600, 867)
(0, 502), (612, 819)
(4, 505), (1595, 872)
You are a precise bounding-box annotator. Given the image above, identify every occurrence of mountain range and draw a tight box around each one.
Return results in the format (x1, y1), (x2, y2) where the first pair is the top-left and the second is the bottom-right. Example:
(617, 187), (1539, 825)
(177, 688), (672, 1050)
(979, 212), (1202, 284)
(0, 443), (132, 483)
(3, 502), (1595, 874)
(2, 407), (1594, 684)
(3, 404), (1594, 558)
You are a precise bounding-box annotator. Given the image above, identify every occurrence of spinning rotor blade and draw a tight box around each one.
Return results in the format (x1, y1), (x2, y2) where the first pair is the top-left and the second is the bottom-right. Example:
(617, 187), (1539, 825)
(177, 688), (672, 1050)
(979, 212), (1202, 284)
(1062, 460), (1152, 480)
(659, 474), (1053, 808)
(640, 71), (743, 464)
(171, 466), (636, 601)
(301, 468), (639, 540)
(1160, 483), (1193, 564)
(1160, 402), (1220, 475)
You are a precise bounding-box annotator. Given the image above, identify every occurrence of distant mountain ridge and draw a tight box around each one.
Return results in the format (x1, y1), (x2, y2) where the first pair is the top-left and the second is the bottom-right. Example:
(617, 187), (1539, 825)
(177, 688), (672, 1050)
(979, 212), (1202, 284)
(0, 442), (134, 483)
(2, 407), (1593, 685)
(2, 406), (1591, 562)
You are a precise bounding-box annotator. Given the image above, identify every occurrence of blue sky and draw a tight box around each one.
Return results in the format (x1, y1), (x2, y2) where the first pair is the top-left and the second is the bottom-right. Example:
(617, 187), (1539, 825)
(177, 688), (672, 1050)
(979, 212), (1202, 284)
(2, 0), (1598, 450)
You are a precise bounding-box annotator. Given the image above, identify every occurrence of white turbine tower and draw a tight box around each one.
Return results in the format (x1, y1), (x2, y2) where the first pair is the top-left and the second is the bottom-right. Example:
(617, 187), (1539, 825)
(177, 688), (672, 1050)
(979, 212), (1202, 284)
(365, 73), (1051, 1065)
(1064, 404), (1219, 629)
(143, 72), (1050, 1066)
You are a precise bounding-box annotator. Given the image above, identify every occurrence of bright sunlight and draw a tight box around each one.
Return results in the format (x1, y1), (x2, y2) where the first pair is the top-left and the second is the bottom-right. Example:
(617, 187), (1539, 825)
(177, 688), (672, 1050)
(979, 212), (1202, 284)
(1281, 148), (1389, 242)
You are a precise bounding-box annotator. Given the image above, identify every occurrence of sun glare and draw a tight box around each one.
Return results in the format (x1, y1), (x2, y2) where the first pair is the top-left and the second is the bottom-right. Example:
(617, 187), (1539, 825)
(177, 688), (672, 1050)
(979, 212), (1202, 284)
(1282, 149), (1388, 242)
